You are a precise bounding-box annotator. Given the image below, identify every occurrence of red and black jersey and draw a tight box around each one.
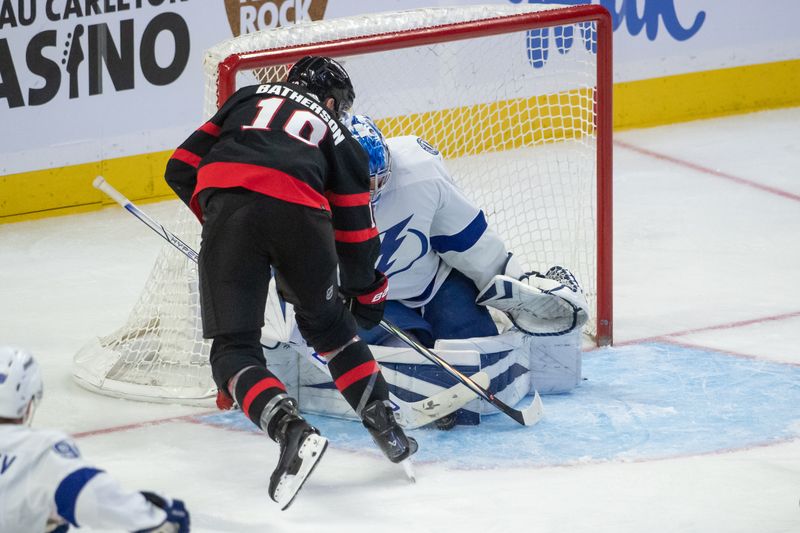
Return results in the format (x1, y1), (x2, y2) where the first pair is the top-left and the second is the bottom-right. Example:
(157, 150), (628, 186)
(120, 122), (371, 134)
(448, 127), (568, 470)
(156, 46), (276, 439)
(164, 82), (379, 295)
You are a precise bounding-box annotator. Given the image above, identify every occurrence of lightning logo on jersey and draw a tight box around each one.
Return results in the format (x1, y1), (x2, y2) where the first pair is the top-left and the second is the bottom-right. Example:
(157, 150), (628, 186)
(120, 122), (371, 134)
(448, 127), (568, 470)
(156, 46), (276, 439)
(372, 136), (508, 305)
(1, 453), (16, 475)
(377, 215), (428, 277)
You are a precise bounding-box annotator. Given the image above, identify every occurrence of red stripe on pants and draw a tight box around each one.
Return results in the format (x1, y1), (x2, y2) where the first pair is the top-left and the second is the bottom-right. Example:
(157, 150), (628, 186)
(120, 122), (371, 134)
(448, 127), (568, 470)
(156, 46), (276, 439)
(334, 227), (379, 243)
(242, 377), (285, 418)
(334, 360), (379, 392)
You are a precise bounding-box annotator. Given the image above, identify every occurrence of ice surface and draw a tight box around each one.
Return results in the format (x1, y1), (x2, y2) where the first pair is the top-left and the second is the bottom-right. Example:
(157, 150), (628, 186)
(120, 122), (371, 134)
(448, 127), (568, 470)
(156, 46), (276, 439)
(1, 108), (799, 532)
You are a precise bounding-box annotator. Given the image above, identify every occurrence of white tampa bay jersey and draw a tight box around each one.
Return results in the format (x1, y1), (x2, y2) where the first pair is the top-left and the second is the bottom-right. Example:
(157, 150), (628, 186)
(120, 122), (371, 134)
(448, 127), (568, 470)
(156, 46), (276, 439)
(374, 136), (509, 306)
(0, 424), (166, 533)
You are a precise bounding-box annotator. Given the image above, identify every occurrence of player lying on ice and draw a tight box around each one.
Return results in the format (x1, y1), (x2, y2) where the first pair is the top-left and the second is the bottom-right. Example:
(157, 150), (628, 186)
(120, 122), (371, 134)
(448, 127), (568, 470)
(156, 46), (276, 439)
(0, 346), (190, 533)
(263, 115), (591, 429)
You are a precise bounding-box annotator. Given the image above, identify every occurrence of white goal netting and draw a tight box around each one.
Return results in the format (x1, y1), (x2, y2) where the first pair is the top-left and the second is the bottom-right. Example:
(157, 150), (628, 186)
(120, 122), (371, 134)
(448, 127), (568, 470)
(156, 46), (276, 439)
(73, 4), (612, 403)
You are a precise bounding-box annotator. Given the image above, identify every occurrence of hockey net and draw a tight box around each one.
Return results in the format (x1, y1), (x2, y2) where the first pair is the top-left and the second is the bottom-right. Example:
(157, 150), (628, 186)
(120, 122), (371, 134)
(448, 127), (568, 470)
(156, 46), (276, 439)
(73, 4), (612, 404)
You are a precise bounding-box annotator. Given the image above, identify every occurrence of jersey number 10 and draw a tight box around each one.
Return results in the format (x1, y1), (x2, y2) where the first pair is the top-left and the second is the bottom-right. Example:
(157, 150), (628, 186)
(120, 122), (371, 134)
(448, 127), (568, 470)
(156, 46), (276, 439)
(243, 97), (328, 147)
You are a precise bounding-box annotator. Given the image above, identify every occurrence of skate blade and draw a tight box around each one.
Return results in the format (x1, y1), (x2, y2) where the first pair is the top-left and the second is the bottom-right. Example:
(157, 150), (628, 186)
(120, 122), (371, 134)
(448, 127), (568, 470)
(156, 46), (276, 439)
(401, 458), (416, 483)
(274, 434), (329, 511)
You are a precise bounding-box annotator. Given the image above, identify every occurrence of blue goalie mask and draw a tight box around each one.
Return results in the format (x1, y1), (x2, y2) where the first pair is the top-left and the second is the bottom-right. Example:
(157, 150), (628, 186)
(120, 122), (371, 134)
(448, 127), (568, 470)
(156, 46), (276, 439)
(346, 114), (391, 202)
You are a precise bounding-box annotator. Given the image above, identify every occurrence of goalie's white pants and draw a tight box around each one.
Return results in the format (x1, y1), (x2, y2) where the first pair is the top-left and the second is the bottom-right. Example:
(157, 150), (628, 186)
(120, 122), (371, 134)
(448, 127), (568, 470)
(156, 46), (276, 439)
(264, 329), (581, 426)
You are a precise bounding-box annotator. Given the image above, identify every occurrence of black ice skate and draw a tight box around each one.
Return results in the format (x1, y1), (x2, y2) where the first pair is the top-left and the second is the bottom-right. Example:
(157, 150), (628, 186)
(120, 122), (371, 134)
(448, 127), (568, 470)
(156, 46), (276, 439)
(269, 413), (328, 510)
(361, 400), (418, 464)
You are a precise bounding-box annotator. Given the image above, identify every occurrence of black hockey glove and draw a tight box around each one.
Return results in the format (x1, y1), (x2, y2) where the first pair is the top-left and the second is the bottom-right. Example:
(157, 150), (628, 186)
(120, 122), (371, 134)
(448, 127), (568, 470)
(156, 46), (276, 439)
(347, 271), (389, 330)
(138, 491), (191, 533)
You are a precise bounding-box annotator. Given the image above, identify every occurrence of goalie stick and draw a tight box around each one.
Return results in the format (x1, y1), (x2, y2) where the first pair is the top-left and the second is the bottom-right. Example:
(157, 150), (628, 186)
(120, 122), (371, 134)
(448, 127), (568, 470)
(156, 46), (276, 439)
(379, 321), (544, 426)
(92, 176), (487, 427)
(391, 371), (490, 430)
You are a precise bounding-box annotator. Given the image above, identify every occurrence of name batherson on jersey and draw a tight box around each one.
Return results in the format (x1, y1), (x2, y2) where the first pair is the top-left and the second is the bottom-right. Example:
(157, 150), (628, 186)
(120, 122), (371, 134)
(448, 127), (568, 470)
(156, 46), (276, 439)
(164, 81), (380, 297)
(374, 136), (508, 306)
(0, 425), (167, 532)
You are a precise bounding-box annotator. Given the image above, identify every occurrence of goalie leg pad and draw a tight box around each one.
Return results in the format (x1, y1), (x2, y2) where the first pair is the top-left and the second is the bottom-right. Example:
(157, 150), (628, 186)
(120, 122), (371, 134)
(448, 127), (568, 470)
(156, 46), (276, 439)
(525, 329), (582, 394)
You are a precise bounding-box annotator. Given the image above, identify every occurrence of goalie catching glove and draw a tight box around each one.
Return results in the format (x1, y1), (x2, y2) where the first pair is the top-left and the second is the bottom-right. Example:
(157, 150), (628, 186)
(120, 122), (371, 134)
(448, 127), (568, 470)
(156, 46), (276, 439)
(345, 270), (389, 330)
(476, 265), (589, 335)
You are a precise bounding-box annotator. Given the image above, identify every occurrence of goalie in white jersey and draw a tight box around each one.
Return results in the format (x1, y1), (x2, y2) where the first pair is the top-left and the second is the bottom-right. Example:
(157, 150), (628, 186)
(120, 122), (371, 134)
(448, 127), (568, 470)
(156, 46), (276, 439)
(0, 346), (190, 533)
(345, 115), (589, 404)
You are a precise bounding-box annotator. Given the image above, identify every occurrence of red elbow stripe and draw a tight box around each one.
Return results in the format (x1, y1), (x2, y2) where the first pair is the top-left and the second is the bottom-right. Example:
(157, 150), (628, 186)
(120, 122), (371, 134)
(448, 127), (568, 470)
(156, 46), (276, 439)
(171, 148), (201, 168)
(241, 378), (286, 418)
(326, 191), (371, 207)
(335, 227), (378, 243)
(199, 122), (221, 136)
(334, 360), (380, 392)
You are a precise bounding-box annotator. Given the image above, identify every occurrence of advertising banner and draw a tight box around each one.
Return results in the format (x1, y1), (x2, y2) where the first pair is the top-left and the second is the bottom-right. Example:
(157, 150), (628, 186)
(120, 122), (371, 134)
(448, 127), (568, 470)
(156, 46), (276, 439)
(1, 1), (799, 197)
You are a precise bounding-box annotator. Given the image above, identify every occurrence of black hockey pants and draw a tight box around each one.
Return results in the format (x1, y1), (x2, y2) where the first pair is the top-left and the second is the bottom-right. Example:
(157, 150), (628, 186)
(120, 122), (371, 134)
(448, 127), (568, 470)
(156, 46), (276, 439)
(197, 188), (359, 389)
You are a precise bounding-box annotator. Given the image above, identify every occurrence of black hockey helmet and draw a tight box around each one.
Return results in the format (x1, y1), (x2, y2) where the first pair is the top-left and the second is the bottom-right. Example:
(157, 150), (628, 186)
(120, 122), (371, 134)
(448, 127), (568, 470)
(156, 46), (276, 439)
(286, 56), (355, 119)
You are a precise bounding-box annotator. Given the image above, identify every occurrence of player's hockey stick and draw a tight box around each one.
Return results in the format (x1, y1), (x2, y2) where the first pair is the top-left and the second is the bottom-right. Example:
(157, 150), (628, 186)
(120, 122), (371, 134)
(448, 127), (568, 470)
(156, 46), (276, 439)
(93, 176), (486, 426)
(93, 176), (198, 263)
(379, 320), (544, 426)
(385, 370), (490, 430)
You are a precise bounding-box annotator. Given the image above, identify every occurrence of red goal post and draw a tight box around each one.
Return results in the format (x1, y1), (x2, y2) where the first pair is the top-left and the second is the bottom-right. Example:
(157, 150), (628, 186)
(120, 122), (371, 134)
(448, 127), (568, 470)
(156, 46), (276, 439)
(72, 4), (612, 406)
(210, 4), (613, 345)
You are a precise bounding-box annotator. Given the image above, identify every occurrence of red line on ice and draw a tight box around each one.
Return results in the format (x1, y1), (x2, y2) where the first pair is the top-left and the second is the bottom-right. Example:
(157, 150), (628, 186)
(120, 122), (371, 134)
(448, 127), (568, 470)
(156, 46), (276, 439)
(615, 139), (800, 203)
(72, 410), (217, 439)
(616, 310), (800, 346)
(72, 313), (800, 439)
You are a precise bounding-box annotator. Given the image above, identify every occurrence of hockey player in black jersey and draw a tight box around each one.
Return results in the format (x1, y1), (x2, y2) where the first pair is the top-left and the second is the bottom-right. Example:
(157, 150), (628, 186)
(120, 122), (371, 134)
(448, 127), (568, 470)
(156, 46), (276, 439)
(164, 56), (417, 510)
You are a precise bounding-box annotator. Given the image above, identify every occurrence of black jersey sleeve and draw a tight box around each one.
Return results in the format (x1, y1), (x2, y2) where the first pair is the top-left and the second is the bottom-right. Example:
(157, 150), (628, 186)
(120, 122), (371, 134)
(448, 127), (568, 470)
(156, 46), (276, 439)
(164, 88), (251, 207)
(324, 135), (383, 296)
(164, 122), (219, 207)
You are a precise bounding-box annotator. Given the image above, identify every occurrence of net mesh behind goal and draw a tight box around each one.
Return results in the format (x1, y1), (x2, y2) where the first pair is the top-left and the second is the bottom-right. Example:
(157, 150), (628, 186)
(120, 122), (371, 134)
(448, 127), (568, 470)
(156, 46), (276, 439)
(73, 4), (612, 404)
